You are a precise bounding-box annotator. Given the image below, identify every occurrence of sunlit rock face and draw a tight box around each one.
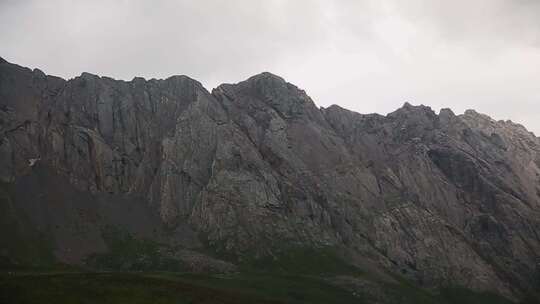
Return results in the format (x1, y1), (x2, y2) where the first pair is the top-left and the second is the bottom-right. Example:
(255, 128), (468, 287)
(1, 59), (539, 299)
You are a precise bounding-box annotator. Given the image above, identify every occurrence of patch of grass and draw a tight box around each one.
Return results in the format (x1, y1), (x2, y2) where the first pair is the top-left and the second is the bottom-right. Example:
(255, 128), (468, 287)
(166, 272), (363, 304)
(238, 246), (361, 276)
(438, 287), (515, 304)
(372, 272), (518, 304)
(378, 278), (442, 304)
(0, 271), (523, 304)
(0, 272), (282, 304)
(85, 226), (185, 272)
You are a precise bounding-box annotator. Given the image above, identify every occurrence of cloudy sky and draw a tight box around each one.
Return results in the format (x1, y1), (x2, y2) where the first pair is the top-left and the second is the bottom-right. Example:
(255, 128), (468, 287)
(1, 0), (539, 134)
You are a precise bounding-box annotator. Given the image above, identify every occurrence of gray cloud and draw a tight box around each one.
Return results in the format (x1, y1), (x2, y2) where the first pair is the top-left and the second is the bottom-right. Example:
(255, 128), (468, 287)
(1, 0), (539, 134)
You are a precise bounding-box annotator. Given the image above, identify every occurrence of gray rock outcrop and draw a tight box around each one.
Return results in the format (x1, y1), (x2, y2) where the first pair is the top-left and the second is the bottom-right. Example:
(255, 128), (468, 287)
(1, 59), (539, 300)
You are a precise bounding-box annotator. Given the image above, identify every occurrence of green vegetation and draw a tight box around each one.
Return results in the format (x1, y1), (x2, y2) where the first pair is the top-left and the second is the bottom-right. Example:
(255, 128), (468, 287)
(0, 272), (357, 304)
(86, 227), (185, 271)
(378, 277), (443, 304)
(238, 247), (361, 275)
(166, 272), (362, 304)
(0, 271), (522, 304)
(439, 287), (515, 304)
(372, 278), (515, 304)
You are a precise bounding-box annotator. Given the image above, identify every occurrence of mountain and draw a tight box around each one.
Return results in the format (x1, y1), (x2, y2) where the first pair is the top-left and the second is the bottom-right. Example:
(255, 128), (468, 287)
(1, 58), (539, 303)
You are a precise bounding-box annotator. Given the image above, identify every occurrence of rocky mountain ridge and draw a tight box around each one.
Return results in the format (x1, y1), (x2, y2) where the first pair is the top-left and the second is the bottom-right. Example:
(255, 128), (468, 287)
(1, 58), (539, 301)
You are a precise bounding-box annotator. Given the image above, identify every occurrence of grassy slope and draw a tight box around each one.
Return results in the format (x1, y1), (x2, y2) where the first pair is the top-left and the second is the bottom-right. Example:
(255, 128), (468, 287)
(0, 272), (358, 304)
(0, 269), (522, 304)
(85, 226), (186, 272)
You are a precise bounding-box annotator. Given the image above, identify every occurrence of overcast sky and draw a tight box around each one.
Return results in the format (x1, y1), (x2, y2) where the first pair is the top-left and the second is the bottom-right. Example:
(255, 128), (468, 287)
(1, 0), (539, 134)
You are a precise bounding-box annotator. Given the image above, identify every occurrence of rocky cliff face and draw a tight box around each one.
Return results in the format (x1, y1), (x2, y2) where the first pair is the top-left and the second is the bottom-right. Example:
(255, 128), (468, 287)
(1, 58), (539, 300)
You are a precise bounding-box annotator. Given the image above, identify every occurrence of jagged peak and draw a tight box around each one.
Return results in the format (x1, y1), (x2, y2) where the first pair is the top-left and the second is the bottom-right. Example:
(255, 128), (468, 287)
(246, 71), (286, 83)
(402, 101), (414, 108)
(75, 72), (123, 83)
(462, 109), (495, 122)
(397, 102), (433, 112)
(439, 108), (455, 117)
(388, 102), (436, 118)
(213, 72), (287, 95)
(32, 68), (46, 78)
(1, 57), (535, 138)
(464, 109), (480, 116)
(326, 104), (346, 112)
(459, 109), (538, 139)
(212, 71), (327, 123)
(166, 74), (198, 82)
(131, 76), (147, 82)
(228, 72), (291, 92)
(322, 104), (386, 126)
(215, 71), (302, 101)
(79, 72), (100, 79)
(165, 74), (204, 88)
(72, 72), (204, 90)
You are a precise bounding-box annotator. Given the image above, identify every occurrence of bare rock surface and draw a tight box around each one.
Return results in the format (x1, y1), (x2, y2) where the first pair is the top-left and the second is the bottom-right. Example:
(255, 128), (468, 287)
(1, 59), (539, 299)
